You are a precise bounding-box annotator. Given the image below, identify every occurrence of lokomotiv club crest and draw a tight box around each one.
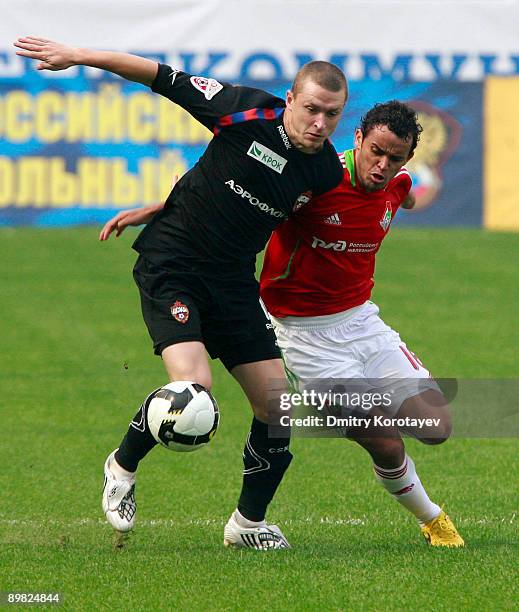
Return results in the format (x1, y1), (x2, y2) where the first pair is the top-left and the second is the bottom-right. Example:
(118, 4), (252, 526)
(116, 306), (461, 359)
(380, 201), (393, 231)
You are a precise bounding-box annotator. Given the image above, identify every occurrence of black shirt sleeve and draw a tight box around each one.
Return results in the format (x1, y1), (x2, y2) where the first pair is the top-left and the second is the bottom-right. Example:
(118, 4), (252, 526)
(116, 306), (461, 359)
(151, 63), (285, 131)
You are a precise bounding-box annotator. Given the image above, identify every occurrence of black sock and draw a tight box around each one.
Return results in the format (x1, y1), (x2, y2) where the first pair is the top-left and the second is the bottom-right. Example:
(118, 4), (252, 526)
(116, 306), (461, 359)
(115, 397), (157, 472)
(237, 417), (292, 522)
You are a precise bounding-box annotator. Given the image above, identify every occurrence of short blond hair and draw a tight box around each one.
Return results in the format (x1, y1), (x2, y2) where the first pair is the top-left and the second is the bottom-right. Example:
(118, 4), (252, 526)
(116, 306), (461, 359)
(292, 61), (347, 100)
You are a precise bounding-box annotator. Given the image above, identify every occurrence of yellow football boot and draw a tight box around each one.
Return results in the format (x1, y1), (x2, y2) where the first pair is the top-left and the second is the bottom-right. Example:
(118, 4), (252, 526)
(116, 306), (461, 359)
(421, 510), (465, 548)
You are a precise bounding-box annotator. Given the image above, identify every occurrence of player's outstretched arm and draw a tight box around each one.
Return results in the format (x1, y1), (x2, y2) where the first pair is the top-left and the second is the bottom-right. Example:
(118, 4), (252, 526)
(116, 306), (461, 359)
(14, 36), (157, 85)
(99, 203), (164, 241)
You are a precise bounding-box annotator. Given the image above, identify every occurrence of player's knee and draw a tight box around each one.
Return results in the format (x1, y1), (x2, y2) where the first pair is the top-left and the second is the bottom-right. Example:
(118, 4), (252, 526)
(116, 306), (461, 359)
(251, 402), (274, 424)
(377, 438), (404, 466)
(171, 368), (212, 390)
(356, 436), (405, 467)
(400, 390), (452, 444)
(161, 343), (212, 389)
(163, 360), (212, 389)
(250, 395), (288, 424)
(420, 409), (452, 444)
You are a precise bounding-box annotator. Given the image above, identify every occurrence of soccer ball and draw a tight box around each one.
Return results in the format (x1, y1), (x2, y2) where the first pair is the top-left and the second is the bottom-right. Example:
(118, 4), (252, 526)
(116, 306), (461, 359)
(146, 381), (220, 452)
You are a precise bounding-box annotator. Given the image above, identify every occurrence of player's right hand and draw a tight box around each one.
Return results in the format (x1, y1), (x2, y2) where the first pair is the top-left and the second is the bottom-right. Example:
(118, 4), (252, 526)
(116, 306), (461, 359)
(14, 36), (78, 71)
(100, 208), (150, 241)
(99, 205), (164, 241)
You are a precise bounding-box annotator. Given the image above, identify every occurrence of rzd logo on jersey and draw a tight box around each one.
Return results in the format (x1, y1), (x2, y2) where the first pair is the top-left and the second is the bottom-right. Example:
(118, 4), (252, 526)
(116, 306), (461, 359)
(190, 76), (223, 100)
(171, 300), (190, 324)
(311, 236), (347, 251)
(380, 202), (392, 232)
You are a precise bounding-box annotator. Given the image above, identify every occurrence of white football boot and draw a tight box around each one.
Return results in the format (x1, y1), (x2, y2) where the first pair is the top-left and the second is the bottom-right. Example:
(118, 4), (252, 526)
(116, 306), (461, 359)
(223, 512), (291, 550)
(102, 450), (137, 532)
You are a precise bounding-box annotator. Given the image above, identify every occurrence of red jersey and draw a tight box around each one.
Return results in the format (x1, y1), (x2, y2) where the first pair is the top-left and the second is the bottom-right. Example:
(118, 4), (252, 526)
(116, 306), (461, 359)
(260, 149), (411, 317)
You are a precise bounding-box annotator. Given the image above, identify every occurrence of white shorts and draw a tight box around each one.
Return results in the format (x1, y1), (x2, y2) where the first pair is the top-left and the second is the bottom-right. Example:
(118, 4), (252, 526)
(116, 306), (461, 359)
(271, 301), (438, 416)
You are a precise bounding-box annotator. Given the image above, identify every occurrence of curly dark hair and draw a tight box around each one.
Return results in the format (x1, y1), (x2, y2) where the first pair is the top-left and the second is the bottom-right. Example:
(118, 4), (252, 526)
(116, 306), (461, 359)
(360, 100), (423, 153)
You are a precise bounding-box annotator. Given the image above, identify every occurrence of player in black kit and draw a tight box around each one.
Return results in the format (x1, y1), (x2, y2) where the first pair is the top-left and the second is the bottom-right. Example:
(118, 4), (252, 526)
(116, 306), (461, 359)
(15, 35), (347, 550)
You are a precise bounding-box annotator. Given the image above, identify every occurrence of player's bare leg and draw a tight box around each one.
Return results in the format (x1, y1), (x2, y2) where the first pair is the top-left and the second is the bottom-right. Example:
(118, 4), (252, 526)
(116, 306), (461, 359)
(347, 411), (462, 545)
(103, 342), (211, 532)
(223, 359), (291, 550)
(397, 393), (463, 546)
(161, 341), (212, 390)
(348, 414), (440, 526)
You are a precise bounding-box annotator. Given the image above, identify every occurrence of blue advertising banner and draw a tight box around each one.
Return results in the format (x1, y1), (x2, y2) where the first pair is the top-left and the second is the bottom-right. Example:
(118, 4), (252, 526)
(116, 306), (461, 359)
(0, 68), (483, 227)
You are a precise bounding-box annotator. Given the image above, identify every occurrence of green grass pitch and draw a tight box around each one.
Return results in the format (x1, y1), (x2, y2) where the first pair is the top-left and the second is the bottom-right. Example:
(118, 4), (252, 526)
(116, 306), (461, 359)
(1, 227), (518, 611)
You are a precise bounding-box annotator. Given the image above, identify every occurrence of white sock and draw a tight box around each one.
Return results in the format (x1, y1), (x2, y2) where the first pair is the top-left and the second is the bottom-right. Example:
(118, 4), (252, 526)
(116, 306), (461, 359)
(234, 509), (266, 529)
(110, 455), (135, 480)
(373, 455), (441, 524)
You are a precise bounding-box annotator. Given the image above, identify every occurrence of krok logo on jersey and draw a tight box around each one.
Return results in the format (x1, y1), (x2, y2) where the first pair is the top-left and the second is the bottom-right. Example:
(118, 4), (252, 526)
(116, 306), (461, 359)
(189, 76), (223, 100)
(247, 141), (287, 174)
(380, 202), (393, 231)
(170, 300), (190, 324)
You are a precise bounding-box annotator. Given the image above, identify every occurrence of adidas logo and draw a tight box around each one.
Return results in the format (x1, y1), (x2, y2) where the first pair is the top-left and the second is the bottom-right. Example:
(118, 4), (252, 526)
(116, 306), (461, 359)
(324, 212), (341, 225)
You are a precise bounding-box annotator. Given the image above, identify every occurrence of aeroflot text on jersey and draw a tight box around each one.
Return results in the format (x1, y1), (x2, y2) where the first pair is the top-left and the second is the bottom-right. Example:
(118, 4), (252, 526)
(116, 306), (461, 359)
(225, 180), (285, 218)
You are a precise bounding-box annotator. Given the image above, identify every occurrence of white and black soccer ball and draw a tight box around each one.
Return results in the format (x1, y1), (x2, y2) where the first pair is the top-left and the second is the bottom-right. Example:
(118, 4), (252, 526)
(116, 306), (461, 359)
(146, 381), (220, 452)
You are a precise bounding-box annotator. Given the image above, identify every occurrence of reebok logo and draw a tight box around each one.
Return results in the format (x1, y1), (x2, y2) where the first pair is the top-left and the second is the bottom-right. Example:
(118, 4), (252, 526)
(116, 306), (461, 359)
(277, 125), (292, 149)
(247, 141), (287, 174)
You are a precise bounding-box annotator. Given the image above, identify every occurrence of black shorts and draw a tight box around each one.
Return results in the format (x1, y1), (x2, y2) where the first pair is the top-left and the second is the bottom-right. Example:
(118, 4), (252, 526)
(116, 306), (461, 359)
(133, 255), (281, 371)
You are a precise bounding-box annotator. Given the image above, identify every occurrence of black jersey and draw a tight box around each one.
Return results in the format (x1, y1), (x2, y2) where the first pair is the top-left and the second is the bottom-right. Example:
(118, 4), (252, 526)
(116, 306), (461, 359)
(133, 64), (343, 269)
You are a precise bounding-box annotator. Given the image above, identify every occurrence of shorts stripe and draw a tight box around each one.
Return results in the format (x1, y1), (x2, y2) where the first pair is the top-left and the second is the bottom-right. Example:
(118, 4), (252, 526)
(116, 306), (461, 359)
(399, 345), (420, 370)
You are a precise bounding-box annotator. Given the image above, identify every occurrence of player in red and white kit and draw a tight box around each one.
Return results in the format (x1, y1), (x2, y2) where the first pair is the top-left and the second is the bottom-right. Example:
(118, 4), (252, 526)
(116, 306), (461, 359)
(261, 101), (464, 547)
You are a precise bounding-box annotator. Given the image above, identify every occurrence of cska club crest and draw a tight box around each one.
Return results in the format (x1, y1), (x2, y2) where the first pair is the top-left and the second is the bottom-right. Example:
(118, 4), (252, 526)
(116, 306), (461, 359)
(380, 201), (392, 231)
(293, 190), (312, 212)
(170, 300), (190, 324)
